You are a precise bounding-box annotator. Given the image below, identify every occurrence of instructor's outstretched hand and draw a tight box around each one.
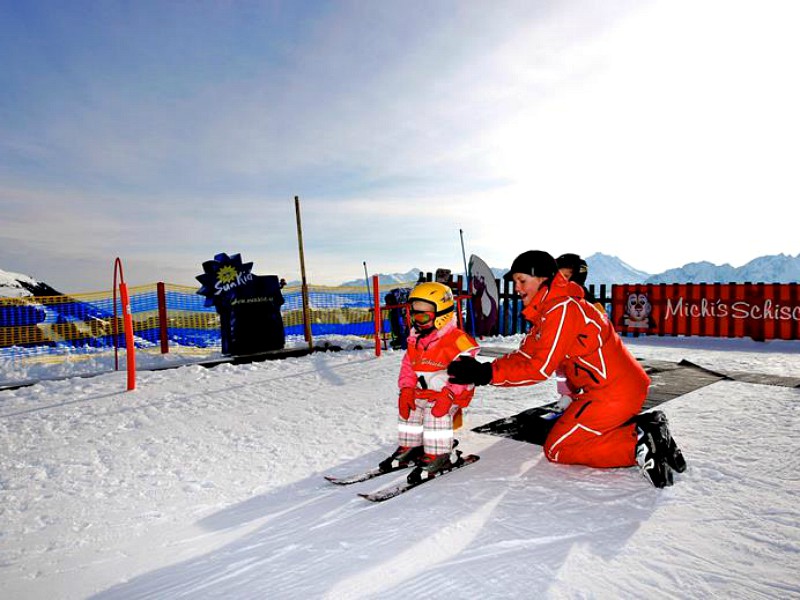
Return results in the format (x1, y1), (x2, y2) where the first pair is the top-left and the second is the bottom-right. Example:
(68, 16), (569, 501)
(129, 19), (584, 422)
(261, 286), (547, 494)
(447, 356), (493, 386)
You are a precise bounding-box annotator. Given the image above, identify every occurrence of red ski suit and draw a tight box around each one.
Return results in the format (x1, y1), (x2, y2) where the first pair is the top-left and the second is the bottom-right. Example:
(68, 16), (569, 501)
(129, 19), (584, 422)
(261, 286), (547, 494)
(397, 320), (479, 454)
(490, 274), (649, 468)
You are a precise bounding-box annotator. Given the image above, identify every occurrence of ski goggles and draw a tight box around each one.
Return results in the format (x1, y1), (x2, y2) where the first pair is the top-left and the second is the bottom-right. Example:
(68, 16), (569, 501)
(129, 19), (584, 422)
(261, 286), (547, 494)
(410, 309), (436, 326)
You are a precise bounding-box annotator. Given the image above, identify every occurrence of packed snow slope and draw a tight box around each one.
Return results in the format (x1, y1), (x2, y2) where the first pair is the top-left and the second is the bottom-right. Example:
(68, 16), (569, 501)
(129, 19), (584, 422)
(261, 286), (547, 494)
(1, 337), (798, 599)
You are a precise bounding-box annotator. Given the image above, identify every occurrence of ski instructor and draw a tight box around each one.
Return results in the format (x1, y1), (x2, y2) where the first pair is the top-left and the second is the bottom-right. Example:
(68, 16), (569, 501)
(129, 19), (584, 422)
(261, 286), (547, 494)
(447, 250), (684, 488)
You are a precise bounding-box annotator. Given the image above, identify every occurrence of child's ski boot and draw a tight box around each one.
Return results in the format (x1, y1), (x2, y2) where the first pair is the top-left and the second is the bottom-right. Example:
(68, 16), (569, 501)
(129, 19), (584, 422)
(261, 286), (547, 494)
(407, 449), (463, 485)
(378, 445), (424, 472)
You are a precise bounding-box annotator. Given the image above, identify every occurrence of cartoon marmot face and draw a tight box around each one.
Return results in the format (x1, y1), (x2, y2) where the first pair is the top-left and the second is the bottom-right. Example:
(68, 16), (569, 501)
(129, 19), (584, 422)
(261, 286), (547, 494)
(624, 292), (652, 328)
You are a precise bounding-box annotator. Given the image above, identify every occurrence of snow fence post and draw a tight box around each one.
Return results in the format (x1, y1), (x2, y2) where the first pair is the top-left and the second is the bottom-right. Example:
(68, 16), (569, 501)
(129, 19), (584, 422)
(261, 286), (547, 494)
(157, 282), (169, 354)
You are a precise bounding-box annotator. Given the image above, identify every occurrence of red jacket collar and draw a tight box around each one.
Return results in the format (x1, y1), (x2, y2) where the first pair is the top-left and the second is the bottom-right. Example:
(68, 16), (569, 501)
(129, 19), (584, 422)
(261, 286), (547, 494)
(522, 272), (585, 322)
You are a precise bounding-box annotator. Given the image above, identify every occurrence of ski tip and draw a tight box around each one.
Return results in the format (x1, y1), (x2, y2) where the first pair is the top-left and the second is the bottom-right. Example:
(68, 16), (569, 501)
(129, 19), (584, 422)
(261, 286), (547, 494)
(357, 492), (385, 502)
(325, 475), (357, 485)
(324, 474), (358, 484)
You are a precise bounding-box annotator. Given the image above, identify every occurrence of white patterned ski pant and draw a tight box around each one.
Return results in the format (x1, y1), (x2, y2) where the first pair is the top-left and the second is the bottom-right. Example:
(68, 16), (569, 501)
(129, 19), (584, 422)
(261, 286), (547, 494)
(397, 398), (459, 455)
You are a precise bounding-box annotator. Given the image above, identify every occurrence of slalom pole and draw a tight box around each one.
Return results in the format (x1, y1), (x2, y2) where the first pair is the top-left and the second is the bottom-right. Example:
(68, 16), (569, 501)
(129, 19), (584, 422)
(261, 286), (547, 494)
(459, 229), (476, 337)
(119, 281), (136, 391)
(113, 265), (120, 371)
(113, 257), (136, 391)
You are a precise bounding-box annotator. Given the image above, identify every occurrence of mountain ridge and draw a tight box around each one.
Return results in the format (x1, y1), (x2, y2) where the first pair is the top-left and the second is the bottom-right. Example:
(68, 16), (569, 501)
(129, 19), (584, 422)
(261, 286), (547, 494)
(3, 253), (799, 297)
(0, 268), (63, 297)
(346, 252), (800, 289)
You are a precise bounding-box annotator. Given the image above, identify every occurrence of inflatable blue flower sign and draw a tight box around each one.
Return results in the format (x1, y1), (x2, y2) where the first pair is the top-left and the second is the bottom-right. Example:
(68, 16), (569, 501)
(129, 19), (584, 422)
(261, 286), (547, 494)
(195, 252), (255, 308)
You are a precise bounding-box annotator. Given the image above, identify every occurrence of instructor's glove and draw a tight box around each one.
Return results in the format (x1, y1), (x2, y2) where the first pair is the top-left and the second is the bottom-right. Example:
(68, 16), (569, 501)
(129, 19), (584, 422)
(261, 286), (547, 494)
(447, 356), (493, 386)
(430, 389), (455, 418)
(398, 388), (416, 420)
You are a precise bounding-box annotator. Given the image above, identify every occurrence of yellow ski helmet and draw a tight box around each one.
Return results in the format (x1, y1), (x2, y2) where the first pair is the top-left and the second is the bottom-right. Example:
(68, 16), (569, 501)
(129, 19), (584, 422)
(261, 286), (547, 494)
(408, 281), (455, 330)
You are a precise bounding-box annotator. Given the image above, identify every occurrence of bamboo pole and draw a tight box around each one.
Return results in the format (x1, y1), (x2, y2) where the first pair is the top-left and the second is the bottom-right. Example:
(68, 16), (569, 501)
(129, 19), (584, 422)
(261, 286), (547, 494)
(294, 196), (313, 349)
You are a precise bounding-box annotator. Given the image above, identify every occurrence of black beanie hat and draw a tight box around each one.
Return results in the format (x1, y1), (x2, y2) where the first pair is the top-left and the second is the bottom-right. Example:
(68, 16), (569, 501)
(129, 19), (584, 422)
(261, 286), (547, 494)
(503, 250), (558, 281)
(556, 253), (588, 287)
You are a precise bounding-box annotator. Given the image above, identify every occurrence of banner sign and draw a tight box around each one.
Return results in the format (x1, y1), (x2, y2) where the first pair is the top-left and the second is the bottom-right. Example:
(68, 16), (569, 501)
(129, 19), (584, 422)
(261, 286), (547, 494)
(196, 252), (256, 307)
(612, 283), (800, 341)
(196, 253), (285, 354)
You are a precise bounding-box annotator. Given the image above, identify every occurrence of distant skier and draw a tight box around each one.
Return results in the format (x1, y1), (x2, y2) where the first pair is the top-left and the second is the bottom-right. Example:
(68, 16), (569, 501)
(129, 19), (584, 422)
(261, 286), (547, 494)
(448, 250), (685, 488)
(380, 281), (480, 484)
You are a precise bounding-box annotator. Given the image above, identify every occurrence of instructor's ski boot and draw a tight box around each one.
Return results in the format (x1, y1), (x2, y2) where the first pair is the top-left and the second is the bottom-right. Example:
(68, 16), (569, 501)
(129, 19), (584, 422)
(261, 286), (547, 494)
(635, 429), (673, 488)
(379, 445), (424, 473)
(406, 449), (462, 485)
(636, 411), (686, 473)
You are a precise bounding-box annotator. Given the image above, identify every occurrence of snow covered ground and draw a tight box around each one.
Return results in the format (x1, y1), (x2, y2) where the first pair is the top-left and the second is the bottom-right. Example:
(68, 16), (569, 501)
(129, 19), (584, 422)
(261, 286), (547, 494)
(1, 335), (798, 599)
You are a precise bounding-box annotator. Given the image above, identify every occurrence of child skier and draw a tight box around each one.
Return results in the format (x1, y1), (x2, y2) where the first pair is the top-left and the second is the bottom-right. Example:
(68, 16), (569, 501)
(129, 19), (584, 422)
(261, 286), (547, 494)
(379, 281), (480, 484)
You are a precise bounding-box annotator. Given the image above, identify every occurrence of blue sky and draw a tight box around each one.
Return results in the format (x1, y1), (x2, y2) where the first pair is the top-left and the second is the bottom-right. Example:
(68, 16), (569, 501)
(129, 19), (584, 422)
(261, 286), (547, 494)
(1, 0), (798, 292)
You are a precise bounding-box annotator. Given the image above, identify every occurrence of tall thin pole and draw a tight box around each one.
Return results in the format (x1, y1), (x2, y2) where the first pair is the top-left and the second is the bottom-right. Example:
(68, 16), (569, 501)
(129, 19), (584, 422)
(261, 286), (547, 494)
(363, 261), (373, 306)
(295, 196), (313, 349)
(113, 257), (136, 391)
(459, 229), (476, 337)
(372, 275), (382, 357)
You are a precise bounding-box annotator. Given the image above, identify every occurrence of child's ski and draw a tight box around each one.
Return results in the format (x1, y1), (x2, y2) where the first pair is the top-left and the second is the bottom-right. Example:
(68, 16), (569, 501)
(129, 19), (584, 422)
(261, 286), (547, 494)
(358, 454), (480, 502)
(324, 463), (411, 485)
(326, 441), (461, 486)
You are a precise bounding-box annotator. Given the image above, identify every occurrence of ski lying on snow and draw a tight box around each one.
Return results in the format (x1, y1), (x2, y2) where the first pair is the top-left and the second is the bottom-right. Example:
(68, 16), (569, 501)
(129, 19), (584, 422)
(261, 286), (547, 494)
(358, 454), (480, 502)
(324, 463), (411, 485)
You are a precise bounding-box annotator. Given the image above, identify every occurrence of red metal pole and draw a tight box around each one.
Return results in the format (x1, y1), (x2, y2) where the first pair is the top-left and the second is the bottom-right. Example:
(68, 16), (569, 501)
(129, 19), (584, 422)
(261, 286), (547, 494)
(113, 259), (121, 371)
(373, 275), (381, 357)
(119, 281), (136, 391)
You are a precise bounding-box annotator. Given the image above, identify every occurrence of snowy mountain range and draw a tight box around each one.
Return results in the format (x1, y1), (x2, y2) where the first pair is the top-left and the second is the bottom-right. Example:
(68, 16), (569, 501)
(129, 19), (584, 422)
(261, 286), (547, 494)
(2, 253), (799, 298)
(642, 253), (800, 286)
(349, 252), (800, 289)
(583, 253), (651, 287)
(0, 268), (62, 297)
(341, 269), (423, 288)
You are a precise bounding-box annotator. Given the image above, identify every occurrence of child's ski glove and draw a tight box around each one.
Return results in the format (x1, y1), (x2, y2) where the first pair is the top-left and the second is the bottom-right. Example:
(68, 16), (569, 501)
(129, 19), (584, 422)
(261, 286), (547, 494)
(398, 388), (416, 420)
(430, 389), (455, 418)
(447, 356), (492, 386)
